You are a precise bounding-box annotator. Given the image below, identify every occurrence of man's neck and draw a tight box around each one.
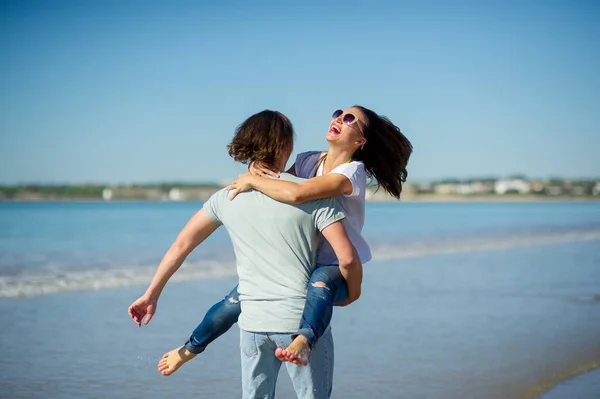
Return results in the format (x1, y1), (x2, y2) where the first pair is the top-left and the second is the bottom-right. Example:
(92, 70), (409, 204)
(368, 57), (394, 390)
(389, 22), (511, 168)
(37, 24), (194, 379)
(252, 162), (281, 173)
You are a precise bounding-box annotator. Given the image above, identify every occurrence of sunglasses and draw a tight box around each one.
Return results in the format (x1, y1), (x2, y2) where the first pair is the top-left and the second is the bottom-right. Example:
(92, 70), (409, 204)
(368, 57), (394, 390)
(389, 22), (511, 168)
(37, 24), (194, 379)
(332, 109), (360, 126)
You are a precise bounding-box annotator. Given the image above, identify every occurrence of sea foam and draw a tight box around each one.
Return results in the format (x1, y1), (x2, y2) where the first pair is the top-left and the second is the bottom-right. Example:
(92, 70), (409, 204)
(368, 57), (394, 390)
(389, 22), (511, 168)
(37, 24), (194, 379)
(1, 230), (599, 299)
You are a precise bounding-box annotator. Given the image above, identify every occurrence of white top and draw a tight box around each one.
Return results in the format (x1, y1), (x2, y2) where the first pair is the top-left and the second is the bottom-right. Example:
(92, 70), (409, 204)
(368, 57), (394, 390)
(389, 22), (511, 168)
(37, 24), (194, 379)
(295, 151), (372, 264)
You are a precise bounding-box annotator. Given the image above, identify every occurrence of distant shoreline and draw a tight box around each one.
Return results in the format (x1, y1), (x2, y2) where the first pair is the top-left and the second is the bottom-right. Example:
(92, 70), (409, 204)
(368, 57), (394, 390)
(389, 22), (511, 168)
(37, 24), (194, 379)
(398, 194), (600, 202)
(3, 178), (599, 202)
(2, 194), (600, 203)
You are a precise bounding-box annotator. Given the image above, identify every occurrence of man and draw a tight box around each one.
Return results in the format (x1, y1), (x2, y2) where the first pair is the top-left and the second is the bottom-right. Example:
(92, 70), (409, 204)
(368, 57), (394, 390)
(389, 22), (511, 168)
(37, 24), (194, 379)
(128, 110), (362, 398)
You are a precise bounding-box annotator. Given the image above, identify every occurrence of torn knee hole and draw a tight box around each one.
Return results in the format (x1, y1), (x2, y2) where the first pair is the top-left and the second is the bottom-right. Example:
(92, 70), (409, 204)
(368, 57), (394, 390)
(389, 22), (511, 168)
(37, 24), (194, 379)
(312, 281), (328, 289)
(228, 297), (239, 304)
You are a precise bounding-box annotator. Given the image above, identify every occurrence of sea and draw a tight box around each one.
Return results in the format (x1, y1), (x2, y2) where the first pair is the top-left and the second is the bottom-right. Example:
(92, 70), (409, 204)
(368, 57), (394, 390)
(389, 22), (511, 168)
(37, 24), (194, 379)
(0, 201), (599, 399)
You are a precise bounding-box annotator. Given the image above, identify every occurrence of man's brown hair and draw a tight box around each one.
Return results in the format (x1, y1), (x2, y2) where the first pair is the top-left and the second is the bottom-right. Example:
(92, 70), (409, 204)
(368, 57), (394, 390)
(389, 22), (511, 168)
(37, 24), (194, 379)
(227, 110), (294, 166)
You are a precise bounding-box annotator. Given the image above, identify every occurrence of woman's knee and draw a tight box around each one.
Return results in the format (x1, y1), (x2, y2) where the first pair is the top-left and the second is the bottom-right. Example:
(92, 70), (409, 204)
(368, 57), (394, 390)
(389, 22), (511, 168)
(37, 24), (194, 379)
(224, 285), (240, 303)
(309, 266), (342, 288)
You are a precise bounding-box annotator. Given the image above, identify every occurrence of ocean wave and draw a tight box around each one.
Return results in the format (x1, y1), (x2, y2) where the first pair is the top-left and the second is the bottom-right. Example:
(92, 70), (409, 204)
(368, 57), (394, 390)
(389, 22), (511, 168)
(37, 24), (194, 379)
(1, 230), (599, 299)
(0, 260), (237, 299)
(371, 230), (600, 261)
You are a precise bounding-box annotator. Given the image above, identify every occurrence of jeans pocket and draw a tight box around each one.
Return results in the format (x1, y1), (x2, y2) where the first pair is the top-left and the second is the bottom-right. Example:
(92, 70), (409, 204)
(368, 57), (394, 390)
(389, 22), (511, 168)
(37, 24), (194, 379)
(241, 332), (259, 358)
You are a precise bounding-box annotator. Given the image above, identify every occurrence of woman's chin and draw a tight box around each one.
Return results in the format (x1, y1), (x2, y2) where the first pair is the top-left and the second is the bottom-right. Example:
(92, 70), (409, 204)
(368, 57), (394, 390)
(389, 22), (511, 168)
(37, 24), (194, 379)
(325, 133), (340, 142)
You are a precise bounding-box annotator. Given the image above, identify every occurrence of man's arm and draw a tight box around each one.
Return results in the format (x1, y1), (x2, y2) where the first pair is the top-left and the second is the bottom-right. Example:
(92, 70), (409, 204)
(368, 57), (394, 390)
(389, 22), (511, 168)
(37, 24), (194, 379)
(320, 221), (363, 306)
(128, 209), (220, 326)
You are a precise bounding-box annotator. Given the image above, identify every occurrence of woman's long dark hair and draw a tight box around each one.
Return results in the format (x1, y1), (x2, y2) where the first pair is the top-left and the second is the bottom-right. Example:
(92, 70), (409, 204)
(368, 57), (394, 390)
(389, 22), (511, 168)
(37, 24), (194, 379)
(352, 105), (413, 199)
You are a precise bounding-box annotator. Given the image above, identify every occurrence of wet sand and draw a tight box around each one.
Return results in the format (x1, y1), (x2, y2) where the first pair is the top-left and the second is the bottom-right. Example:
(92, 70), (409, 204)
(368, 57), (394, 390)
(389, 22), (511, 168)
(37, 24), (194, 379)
(536, 367), (600, 399)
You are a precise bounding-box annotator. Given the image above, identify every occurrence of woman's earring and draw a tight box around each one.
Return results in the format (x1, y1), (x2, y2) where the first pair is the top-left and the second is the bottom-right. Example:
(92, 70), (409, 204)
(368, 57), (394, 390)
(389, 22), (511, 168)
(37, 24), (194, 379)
(361, 143), (365, 150)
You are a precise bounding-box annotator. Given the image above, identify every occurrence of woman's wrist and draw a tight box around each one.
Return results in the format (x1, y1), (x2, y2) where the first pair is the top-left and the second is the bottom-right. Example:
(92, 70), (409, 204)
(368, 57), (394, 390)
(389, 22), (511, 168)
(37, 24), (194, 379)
(249, 174), (262, 187)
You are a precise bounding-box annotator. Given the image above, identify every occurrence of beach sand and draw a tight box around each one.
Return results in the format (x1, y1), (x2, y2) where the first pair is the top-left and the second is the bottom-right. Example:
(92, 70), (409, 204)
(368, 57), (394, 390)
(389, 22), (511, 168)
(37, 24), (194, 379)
(1, 239), (599, 398)
(537, 367), (600, 399)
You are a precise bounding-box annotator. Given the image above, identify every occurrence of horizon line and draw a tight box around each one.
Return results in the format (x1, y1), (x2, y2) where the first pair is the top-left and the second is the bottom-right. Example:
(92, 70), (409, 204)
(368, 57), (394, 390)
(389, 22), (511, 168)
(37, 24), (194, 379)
(2, 175), (600, 187)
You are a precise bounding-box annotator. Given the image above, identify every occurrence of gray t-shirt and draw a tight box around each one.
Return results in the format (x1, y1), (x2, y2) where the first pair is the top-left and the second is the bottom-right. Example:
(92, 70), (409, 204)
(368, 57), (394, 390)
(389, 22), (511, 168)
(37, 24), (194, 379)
(203, 173), (345, 333)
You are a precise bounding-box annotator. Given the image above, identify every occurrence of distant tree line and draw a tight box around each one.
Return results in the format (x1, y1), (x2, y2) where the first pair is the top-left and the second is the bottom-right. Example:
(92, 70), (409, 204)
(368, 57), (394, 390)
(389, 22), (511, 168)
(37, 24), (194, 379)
(0, 185), (105, 199)
(0, 183), (222, 200)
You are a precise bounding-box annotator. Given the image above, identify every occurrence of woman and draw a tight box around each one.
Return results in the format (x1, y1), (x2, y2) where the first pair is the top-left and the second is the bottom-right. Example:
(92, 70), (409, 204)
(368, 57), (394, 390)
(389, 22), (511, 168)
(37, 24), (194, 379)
(158, 105), (413, 374)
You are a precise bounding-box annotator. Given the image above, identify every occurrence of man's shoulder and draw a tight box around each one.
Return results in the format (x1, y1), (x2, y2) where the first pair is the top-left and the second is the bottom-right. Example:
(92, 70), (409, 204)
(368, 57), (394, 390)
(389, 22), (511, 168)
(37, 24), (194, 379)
(206, 187), (229, 202)
(277, 173), (307, 184)
(202, 187), (230, 223)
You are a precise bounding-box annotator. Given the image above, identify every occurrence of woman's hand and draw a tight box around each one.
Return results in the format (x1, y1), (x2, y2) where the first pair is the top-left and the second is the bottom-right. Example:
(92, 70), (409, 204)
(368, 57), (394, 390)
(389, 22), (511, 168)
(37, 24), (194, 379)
(248, 161), (280, 178)
(227, 173), (257, 200)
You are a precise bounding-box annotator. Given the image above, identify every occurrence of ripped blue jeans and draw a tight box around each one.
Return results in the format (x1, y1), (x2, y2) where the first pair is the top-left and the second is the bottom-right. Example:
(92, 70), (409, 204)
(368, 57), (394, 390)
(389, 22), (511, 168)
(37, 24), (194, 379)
(184, 265), (347, 354)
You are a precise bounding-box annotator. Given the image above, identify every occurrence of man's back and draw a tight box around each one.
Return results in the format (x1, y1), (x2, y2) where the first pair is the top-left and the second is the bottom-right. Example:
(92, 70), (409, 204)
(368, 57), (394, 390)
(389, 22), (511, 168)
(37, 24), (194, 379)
(202, 173), (344, 332)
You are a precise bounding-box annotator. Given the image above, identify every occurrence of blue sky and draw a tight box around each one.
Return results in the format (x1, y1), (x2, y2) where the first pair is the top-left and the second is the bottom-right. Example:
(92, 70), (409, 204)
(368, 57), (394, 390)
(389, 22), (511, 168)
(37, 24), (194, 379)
(1, 0), (598, 184)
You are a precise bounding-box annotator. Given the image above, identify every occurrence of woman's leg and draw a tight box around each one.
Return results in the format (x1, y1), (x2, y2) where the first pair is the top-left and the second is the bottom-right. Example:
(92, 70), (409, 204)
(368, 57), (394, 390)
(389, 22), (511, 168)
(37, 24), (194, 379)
(184, 284), (241, 354)
(296, 265), (347, 348)
(159, 285), (242, 376)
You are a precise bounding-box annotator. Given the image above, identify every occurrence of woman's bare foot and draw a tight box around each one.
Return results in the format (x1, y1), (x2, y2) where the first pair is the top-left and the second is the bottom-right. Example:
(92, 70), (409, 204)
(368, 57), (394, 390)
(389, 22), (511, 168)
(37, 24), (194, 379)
(275, 335), (310, 366)
(157, 346), (197, 376)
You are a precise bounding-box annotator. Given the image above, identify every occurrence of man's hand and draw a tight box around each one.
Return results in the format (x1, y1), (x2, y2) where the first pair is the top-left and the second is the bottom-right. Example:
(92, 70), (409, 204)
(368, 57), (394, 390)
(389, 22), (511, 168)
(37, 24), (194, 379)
(128, 293), (157, 327)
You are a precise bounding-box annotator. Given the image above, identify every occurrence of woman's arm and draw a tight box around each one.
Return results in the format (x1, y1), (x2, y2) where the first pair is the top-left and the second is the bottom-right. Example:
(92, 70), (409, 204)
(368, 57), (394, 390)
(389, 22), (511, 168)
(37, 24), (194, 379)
(228, 172), (352, 204)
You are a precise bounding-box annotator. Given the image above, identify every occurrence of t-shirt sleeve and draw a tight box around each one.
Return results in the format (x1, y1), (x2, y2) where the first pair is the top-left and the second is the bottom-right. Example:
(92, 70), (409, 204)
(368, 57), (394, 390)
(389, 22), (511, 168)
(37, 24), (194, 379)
(202, 188), (228, 225)
(314, 197), (346, 232)
(294, 151), (323, 179)
(329, 161), (366, 197)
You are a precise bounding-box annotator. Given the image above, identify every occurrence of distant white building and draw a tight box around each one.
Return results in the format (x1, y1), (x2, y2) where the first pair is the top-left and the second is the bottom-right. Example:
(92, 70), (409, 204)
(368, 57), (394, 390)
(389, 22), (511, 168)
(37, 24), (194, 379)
(593, 183), (600, 196)
(434, 182), (493, 195)
(494, 179), (531, 195)
(571, 186), (586, 196)
(545, 186), (563, 196)
(169, 188), (183, 201)
(434, 184), (455, 195)
(102, 188), (113, 201)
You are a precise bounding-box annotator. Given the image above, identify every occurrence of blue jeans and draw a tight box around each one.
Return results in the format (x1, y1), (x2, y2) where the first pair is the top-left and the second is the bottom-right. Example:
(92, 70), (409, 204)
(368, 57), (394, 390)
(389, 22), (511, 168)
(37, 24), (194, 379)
(184, 265), (347, 354)
(184, 285), (241, 354)
(296, 266), (347, 347)
(240, 328), (334, 399)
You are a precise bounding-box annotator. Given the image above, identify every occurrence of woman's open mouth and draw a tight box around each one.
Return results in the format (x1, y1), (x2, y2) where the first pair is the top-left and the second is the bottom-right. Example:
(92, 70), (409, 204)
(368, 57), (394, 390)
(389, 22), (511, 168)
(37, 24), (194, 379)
(328, 124), (341, 135)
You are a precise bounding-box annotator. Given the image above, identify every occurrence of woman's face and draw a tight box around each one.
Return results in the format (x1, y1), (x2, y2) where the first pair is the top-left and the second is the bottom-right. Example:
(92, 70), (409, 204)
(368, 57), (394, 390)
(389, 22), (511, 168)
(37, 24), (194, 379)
(326, 107), (367, 149)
